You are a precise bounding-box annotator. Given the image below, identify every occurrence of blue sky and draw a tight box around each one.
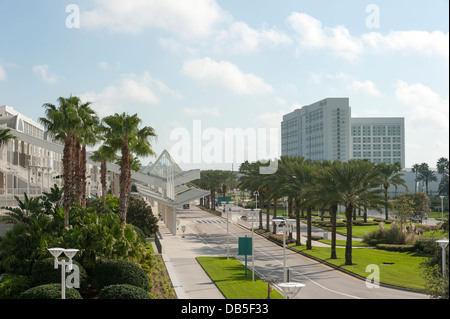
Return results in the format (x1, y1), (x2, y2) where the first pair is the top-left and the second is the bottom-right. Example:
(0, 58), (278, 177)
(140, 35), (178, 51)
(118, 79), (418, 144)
(0, 0), (448, 170)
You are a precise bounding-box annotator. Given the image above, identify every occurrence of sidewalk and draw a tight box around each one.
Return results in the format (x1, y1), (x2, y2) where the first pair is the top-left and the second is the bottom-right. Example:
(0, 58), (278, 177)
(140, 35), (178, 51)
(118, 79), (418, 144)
(156, 219), (224, 299)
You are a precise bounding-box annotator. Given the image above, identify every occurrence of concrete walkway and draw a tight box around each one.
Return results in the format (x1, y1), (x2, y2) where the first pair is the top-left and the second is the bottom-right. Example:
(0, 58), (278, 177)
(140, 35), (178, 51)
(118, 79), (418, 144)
(156, 219), (224, 299)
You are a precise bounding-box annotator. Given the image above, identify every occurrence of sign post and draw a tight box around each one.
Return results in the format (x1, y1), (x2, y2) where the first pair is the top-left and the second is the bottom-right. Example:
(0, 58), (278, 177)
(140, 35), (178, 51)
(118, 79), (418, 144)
(238, 236), (252, 277)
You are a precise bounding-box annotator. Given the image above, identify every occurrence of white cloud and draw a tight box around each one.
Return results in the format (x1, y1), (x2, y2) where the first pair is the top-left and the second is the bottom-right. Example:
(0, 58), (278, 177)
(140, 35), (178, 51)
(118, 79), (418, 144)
(32, 64), (62, 84)
(287, 12), (363, 61)
(0, 64), (6, 81)
(362, 30), (449, 60)
(181, 57), (274, 95)
(80, 71), (181, 117)
(348, 79), (381, 97)
(215, 21), (292, 53)
(288, 12), (449, 61)
(395, 80), (449, 133)
(183, 106), (220, 117)
(82, 0), (229, 39)
(309, 72), (382, 97)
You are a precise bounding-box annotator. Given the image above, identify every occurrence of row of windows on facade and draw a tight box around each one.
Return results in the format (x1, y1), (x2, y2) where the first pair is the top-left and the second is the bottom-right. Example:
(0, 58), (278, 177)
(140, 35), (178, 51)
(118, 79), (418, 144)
(352, 125), (401, 136)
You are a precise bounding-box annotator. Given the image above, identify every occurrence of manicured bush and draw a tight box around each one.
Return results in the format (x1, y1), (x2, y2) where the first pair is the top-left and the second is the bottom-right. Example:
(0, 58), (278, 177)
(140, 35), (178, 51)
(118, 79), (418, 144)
(98, 284), (151, 299)
(376, 244), (416, 252)
(18, 283), (82, 299)
(94, 259), (151, 291)
(0, 273), (31, 299)
(31, 257), (88, 291)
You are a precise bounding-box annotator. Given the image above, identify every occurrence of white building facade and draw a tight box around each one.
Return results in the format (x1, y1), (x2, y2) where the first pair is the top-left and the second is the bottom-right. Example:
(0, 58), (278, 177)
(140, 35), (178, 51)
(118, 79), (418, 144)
(281, 97), (406, 168)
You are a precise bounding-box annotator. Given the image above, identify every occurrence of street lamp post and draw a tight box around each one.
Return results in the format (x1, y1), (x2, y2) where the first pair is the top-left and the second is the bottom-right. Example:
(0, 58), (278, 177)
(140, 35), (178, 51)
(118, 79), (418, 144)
(272, 218), (296, 282)
(246, 208), (260, 282)
(440, 196), (445, 238)
(47, 247), (79, 299)
(436, 239), (449, 298)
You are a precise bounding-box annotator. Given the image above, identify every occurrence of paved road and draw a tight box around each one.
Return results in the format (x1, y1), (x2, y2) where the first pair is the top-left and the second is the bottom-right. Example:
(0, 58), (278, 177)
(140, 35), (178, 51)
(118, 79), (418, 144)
(169, 205), (429, 299)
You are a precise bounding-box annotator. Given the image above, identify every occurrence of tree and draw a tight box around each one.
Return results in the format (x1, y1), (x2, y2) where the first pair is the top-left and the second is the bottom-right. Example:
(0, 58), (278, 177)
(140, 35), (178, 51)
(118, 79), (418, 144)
(417, 163), (438, 195)
(411, 163), (421, 193)
(324, 160), (384, 265)
(90, 145), (118, 209)
(376, 162), (407, 220)
(437, 157), (449, 197)
(102, 113), (157, 234)
(0, 127), (17, 148)
(39, 96), (84, 228)
(391, 194), (415, 231)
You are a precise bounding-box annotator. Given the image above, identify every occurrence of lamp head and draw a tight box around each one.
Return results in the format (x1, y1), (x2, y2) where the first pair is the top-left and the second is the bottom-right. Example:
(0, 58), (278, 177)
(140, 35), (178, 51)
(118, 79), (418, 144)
(436, 239), (449, 249)
(48, 248), (64, 258)
(63, 249), (79, 270)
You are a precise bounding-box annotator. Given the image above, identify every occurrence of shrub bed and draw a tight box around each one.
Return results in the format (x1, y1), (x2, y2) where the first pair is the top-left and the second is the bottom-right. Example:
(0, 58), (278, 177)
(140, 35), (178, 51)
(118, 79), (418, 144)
(94, 259), (151, 291)
(18, 283), (82, 299)
(0, 273), (31, 299)
(31, 257), (88, 291)
(376, 244), (416, 252)
(98, 284), (151, 299)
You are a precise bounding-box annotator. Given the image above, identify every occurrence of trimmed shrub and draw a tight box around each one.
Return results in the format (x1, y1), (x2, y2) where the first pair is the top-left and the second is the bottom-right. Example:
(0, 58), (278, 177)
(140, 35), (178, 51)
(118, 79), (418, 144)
(94, 259), (151, 291)
(31, 257), (88, 291)
(0, 273), (31, 299)
(98, 284), (151, 299)
(376, 244), (416, 252)
(18, 283), (82, 299)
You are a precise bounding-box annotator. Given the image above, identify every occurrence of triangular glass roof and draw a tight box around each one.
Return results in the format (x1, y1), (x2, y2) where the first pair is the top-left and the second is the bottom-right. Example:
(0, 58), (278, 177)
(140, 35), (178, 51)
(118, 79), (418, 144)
(144, 149), (182, 179)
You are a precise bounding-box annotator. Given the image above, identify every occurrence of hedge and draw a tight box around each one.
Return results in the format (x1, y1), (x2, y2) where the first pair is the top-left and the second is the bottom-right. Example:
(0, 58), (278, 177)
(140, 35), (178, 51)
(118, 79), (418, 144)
(31, 257), (88, 291)
(98, 284), (151, 299)
(94, 259), (151, 291)
(376, 244), (416, 252)
(18, 283), (82, 299)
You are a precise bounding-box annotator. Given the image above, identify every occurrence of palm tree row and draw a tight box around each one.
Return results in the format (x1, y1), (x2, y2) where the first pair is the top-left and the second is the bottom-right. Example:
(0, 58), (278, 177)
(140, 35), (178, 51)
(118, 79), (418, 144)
(192, 170), (237, 211)
(38, 96), (157, 233)
(238, 157), (406, 265)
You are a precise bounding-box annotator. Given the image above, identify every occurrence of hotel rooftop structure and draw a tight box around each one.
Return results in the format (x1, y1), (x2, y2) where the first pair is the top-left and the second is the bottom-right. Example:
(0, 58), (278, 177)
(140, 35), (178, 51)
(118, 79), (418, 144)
(281, 97), (406, 168)
(0, 104), (208, 234)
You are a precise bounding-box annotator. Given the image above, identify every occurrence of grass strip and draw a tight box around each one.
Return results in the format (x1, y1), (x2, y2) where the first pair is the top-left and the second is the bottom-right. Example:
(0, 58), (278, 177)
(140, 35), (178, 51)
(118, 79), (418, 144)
(196, 256), (284, 299)
(291, 245), (429, 291)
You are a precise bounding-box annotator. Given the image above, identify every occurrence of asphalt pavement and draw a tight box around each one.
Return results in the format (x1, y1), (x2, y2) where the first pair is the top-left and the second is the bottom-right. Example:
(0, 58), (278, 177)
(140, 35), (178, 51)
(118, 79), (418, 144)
(154, 203), (430, 299)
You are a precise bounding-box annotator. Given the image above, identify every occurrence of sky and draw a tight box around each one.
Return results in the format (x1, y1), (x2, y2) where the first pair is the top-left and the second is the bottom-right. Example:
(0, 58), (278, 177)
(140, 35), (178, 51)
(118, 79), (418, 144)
(0, 0), (448, 171)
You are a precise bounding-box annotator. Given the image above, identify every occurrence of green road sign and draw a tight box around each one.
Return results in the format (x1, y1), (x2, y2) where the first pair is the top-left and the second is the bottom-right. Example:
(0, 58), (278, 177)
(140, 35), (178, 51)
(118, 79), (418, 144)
(238, 236), (252, 255)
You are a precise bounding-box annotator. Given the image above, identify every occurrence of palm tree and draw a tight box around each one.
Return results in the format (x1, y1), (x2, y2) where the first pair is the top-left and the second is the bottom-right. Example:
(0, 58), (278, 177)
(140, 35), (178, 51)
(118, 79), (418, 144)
(102, 113), (157, 234)
(411, 163), (421, 193)
(437, 157), (449, 197)
(376, 162), (407, 220)
(238, 161), (265, 228)
(39, 96), (83, 228)
(90, 145), (118, 209)
(324, 160), (384, 265)
(0, 128), (17, 147)
(309, 160), (340, 259)
(417, 163), (438, 195)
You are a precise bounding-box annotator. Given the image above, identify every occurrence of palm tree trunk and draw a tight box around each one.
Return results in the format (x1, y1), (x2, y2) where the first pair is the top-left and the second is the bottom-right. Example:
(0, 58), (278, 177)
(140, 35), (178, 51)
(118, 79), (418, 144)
(330, 204), (338, 259)
(306, 206), (312, 250)
(345, 204), (354, 265)
(384, 186), (389, 220)
(63, 133), (74, 228)
(272, 197), (278, 234)
(81, 145), (87, 208)
(100, 160), (107, 210)
(259, 194), (263, 229)
(73, 138), (82, 205)
(265, 194), (271, 232)
(119, 140), (132, 234)
(295, 198), (301, 246)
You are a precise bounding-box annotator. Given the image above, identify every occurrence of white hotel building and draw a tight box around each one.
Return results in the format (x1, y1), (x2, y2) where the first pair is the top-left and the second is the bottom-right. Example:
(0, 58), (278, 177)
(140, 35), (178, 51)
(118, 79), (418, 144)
(281, 98), (405, 168)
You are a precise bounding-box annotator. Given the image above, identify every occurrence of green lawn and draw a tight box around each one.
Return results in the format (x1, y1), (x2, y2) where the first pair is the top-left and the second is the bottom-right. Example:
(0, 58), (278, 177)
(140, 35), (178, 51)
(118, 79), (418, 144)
(196, 257), (284, 299)
(291, 245), (430, 291)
